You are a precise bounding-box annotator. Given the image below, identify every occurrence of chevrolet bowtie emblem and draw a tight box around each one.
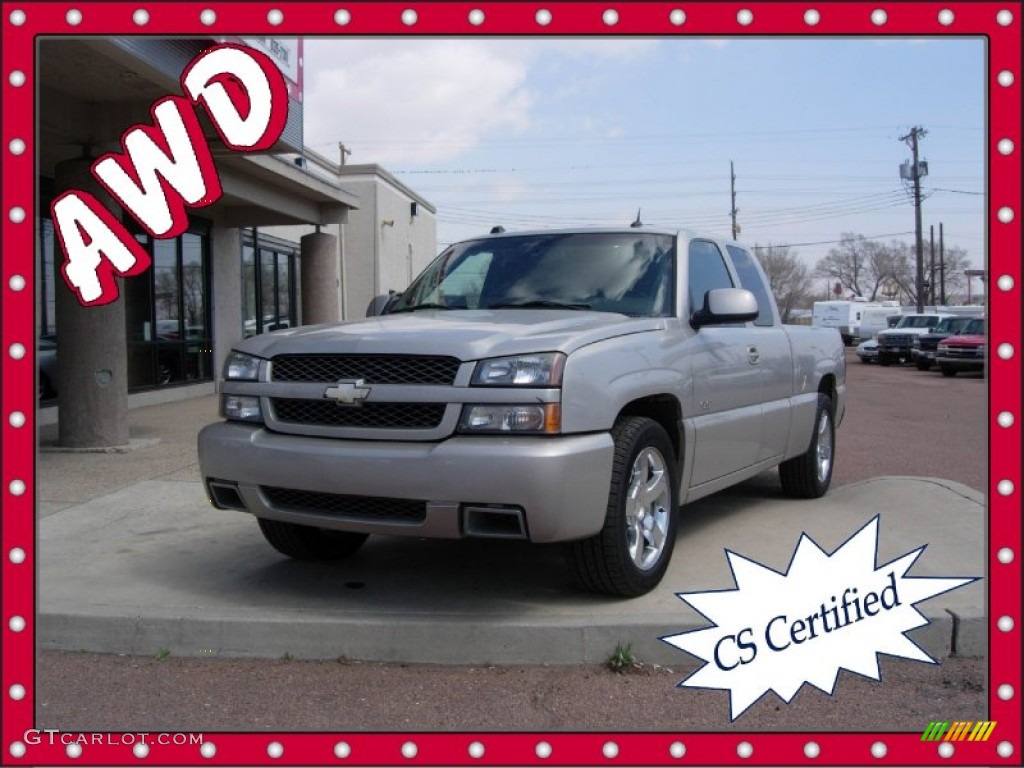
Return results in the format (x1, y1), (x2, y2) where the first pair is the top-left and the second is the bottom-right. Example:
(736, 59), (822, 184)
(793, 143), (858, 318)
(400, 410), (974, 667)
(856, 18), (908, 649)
(324, 379), (371, 406)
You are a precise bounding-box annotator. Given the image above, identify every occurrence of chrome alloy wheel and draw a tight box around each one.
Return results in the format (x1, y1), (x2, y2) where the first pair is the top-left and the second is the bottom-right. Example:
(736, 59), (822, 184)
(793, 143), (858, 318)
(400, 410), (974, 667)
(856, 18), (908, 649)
(625, 446), (671, 571)
(816, 408), (833, 484)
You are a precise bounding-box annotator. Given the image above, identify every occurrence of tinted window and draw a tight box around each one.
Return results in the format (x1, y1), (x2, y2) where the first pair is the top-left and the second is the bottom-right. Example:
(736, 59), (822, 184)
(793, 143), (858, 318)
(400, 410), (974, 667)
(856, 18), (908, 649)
(726, 245), (773, 326)
(687, 240), (734, 314)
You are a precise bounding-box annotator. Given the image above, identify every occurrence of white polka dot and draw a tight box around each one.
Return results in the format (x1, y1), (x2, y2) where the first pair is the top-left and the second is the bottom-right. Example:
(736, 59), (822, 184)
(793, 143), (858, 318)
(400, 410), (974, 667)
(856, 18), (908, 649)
(8, 9), (26, 25)
(133, 8), (149, 25)
(997, 275), (1014, 291)
(871, 741), (887, 758)
(669, 741), (686, 758)
(998, 206), (1015, 223)
(998, 412), (1015, 428)
(998, 138), (1015, 155)
(9, 206), (26, 223)
(267, 8), (283, 25)
(871, 9), (887, 25)
(8, 684), (25, 700)
(334, 9), (351, 25)
(200, 742), (216, 758)
(669, 9), (686, 25)
(804, 9), (820, 26)
(9, 742), (26, 759)
(997, 9), (1014, 25)
(9, 411), (26, 429)
(997, 479), (1014, 495)
(468, 9), (484, 25)
(9, 547), (26, 563)
(737, 741), (753, 758)
(997, 343), (1015, 360)
(997, 741), (1014, 758)
(66, 743), (82, 759)
(468, 741), (485, 758)
(998, 547), (1015, 563)
(804, 741), (820, 758)
(401, 8), (417, 25)
(737, 8), (753, 25)
(536, 8), (552, 26)
(603, 9), (618, 26)
(267, 741), (283, 758)
(9, 343), (26, 360)
(603, 741), (619, 758)
(938, 742), (954, 758)
(998, 70), (1015, 87)
(8, 480), (25, 496)
(133, 743), (149, 758)
(9, 70), (26, 87)
(199, 8), (216, 25)
(9, 615), (26, 632)
(65, 8), (82, 25)
(938, 9), (954, 25)
(334, 741), (351, 758)
(997, 683), (1014, 700)
(401, 741), (417, 759)
(998, 615), (1014, 632)
(536, 741), (552, 759)
(8, 138), (25, 155)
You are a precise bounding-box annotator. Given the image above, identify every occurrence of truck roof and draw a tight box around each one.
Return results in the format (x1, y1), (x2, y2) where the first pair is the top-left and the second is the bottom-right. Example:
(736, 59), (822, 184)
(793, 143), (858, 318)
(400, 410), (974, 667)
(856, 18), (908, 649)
(458, 226), (740, 246)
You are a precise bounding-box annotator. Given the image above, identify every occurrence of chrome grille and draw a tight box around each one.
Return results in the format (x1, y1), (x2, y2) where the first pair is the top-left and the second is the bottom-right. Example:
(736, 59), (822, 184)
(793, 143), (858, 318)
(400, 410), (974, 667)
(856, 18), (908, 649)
(272, 398), (446, 429)
(271, 355), (460, 385)
(882, 334), (913, 347)
(262, 486), (426, 522)
(941, 346), (983, 359)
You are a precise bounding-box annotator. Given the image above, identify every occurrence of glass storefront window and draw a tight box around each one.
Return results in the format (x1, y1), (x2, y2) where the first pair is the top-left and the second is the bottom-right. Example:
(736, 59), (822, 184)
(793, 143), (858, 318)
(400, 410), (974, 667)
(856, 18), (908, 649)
(242, 233), (298, 337)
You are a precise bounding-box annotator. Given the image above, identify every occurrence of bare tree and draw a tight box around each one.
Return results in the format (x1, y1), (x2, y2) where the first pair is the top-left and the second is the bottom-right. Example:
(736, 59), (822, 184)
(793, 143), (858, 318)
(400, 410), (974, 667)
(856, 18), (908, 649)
(753, 243), (812, 322)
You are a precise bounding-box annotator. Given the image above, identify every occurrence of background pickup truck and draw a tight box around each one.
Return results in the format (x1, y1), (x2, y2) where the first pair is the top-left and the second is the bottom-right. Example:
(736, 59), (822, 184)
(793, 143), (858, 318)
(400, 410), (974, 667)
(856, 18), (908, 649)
(199, 228), (846, 596)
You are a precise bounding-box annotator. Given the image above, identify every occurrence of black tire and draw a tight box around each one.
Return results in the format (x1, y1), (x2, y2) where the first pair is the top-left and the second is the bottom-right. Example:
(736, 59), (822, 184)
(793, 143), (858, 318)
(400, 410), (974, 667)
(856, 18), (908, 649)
(564, 416), (679, 597)
(915, 360), (931, 371)
(940, 366), (957, 377)
(779, 393), (835, 499)
(257, 518), (368, 561)
(878, 355), (891, 367)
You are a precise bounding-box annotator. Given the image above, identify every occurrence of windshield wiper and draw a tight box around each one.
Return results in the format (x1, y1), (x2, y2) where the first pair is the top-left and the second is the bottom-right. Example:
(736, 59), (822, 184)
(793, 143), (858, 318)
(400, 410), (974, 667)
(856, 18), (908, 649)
(388, 302), (455, 313)
(486, 299), (592, 311)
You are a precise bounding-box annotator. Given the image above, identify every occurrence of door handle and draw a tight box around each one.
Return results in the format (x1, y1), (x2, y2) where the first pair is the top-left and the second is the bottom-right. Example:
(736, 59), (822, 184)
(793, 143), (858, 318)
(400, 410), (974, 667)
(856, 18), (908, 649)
(747, 346), (760, 364)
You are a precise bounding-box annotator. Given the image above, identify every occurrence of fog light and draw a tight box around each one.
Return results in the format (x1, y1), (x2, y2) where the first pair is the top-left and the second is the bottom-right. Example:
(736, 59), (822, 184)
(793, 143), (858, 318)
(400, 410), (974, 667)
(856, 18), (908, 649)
(222, 394), (262, 422)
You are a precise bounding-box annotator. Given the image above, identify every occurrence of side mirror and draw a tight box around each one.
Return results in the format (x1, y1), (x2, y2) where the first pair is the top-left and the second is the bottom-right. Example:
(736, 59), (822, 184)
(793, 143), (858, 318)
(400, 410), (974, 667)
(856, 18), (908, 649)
(366, 291), (402, 317)
(690, 288), (759, 328)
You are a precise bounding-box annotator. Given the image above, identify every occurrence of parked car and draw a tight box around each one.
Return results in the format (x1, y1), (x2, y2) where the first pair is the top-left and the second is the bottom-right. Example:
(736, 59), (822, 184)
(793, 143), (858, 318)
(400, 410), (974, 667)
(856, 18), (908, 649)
(937, 318), (985, 377)
(38, 336), (58, 401)
(912, 315), (984, 371)
(856, 338), (879, 363)
(875, 313), (951, 366)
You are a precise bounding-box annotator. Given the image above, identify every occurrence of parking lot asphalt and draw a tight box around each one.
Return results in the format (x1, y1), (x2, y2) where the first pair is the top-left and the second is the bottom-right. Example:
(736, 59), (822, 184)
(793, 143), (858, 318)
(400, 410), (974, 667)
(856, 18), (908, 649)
(36, 364), (987, 666)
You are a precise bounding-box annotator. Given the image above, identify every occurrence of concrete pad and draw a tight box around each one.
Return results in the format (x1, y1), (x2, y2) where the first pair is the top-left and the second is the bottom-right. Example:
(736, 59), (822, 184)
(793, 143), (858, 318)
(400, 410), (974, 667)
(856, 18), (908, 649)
(39, 476), (986, 666)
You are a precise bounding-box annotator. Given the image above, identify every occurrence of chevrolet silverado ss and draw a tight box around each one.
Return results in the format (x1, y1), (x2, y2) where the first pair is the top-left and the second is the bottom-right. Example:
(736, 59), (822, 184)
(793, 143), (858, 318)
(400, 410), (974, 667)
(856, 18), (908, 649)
(199, 228), (846, 596)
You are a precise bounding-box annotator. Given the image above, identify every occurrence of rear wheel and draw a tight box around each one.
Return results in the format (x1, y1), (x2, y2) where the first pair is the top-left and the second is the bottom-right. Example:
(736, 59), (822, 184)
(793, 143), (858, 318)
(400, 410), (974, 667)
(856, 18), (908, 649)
(779, 393), (834, 499)
(565, 416), (679, 597)
(257, 518), (368, 560)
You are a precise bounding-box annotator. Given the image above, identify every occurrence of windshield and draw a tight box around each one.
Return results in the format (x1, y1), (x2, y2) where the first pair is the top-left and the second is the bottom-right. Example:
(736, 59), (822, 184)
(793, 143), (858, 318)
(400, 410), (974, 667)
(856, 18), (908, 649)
(390, 232), (676, 317)
(963, 318), (985, 335)
(897, 315), (942, 329)
(935, 317), (976, 334)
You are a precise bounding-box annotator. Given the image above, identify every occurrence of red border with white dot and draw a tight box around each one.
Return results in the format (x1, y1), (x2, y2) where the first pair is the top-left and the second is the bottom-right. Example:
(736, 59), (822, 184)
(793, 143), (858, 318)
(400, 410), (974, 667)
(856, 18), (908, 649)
(1, 2), (1020, 766)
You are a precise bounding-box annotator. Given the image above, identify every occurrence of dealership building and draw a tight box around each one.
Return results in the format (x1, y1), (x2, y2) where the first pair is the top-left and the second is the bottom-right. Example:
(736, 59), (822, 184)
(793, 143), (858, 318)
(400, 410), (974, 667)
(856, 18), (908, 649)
(36, 37), (436, 446)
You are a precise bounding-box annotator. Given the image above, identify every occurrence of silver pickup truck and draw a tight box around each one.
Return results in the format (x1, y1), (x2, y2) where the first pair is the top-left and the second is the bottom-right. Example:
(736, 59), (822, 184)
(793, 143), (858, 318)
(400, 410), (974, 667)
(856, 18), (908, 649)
(199, 228), (846, 596)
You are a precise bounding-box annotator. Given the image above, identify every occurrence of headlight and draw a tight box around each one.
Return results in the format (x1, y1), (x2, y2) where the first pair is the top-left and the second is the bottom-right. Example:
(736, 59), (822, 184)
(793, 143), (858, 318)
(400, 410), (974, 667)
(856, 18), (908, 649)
(937, 344), (949, 354)
(472, 353), (566, 387)
(459, 403), (561, 434)
(976, 344), (986, 356)
(224, 351), (261, 381)
(912, 338), (920, 348)
(222, 394), (262, 422)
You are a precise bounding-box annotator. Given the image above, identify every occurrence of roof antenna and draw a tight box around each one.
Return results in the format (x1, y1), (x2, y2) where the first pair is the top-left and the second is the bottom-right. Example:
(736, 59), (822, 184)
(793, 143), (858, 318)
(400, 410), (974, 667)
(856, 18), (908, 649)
(630, 208), (643, 228)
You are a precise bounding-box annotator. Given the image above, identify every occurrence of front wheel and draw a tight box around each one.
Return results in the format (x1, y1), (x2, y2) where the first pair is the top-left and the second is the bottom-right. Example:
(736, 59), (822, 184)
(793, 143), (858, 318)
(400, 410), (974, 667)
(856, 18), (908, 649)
(257, 518), (368, 560)
(915, 359), (931, 371)
(940, 366), (957, 377)
(565, 417), (679, 597)
(779, 393), (835, 499)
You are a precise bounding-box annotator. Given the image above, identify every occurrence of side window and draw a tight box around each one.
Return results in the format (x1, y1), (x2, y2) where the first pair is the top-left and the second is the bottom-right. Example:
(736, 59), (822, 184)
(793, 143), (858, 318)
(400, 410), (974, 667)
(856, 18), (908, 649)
(687, 240), (734, 314)
(726, 245), (774, 327)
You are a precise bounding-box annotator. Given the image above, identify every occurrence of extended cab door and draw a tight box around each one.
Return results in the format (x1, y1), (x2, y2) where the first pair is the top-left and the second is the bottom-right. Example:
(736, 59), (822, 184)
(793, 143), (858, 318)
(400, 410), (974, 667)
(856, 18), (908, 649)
(685, 239), (764, 486)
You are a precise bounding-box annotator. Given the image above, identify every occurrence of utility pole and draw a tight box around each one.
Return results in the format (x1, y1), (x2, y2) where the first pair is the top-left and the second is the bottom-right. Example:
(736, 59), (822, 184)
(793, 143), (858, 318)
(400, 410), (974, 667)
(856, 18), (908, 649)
(338, 142), (351, 166)
(939, 222), (946, 305)
(730, 161), (739, 240)
(899, 126), (928, 312)
(929, 224), (936, 305)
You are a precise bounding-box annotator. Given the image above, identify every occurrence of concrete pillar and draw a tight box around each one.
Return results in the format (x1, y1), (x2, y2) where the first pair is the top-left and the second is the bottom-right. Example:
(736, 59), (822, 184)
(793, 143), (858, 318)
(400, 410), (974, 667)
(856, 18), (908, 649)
(53, 158), (130, 447)
(299, 231), (341, 325)
(211, 226), (241, 379)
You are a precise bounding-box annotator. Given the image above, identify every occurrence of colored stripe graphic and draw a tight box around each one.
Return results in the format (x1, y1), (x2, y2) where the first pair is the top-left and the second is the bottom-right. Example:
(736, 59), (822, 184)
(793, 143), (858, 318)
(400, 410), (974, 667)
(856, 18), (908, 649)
(924, 721), (997, 741)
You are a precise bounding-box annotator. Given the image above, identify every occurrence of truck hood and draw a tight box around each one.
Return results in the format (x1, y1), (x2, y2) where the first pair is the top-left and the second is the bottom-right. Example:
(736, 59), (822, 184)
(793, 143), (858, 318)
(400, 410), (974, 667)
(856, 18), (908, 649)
(233, 310), (665, 361)
(941, 333), (985, 347)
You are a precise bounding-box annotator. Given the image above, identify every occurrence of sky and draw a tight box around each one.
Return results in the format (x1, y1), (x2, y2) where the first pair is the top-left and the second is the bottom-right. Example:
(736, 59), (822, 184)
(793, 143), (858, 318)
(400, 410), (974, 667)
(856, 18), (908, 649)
(300, 36), (986, 282)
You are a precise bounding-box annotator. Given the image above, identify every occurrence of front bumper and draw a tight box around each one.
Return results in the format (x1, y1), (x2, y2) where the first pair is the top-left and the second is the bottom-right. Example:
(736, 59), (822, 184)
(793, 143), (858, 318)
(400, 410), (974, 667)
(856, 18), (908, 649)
(198, 422), (614, 543)
(937, 356), (984, 372)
